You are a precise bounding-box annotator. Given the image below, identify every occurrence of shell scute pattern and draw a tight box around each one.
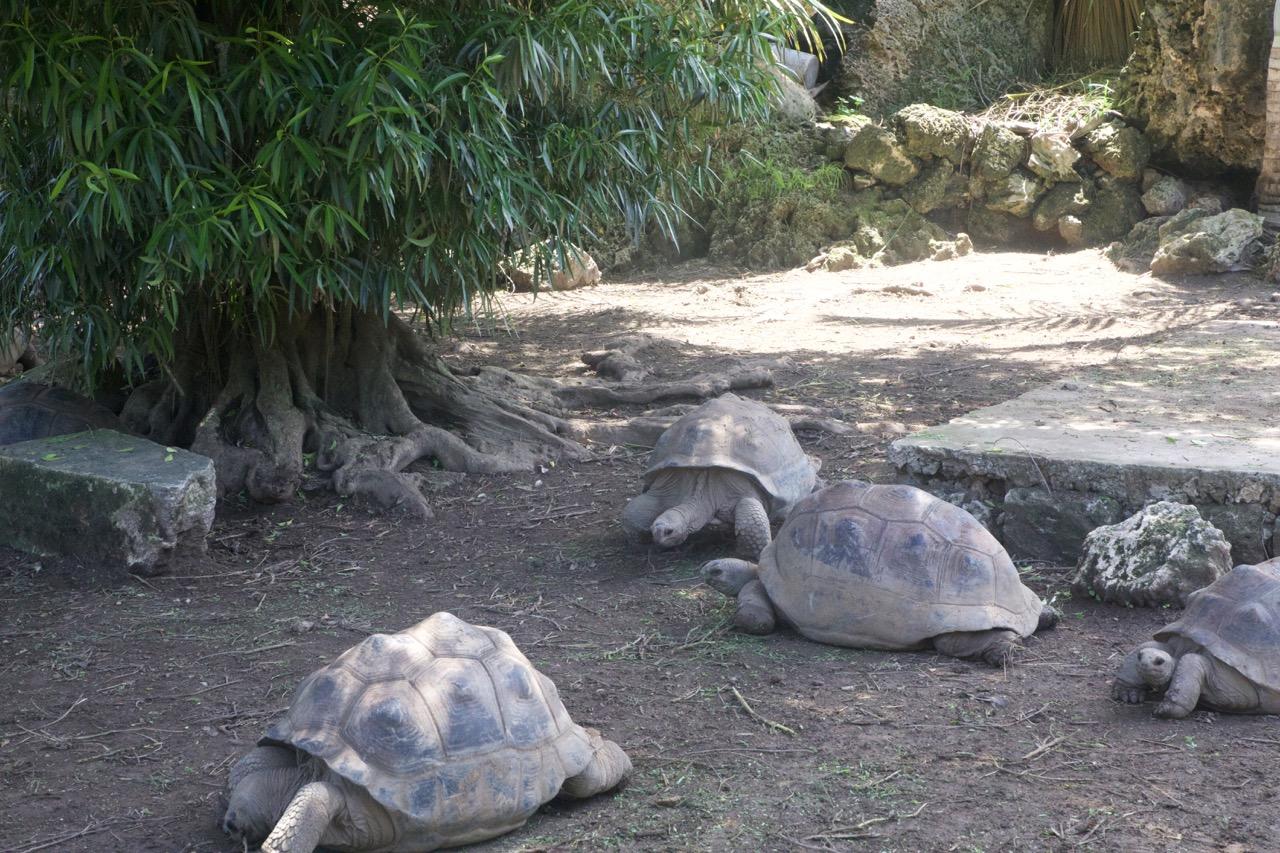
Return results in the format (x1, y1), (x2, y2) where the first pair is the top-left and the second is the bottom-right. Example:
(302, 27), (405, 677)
(0, 382), (123, 445)
(760, 482), (1042, 648)
(263, 613), (592, 829)
(1156, 561), (1280, 692)
(645, 393), (817, 513)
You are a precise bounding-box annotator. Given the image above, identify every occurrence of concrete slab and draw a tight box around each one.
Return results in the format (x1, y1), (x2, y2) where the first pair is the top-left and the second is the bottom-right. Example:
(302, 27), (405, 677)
(0, 430), (216, 575)
(890, 319), (1280, 564)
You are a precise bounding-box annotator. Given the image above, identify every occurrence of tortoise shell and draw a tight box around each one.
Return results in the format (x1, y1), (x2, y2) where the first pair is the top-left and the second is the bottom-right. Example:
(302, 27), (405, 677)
(644, 393), (817, 516)
(0, 382), (123, 446)
(760, 481), (1043, 649)
(262, 612), (597, 847)
(1155, 559), (1280, 692)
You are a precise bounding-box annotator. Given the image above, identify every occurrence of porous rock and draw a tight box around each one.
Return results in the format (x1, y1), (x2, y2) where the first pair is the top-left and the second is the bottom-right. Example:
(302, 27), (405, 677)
(972, 123), (1028, 183)
(1150, 208), (1265, 276)
(894, 104), (971, 164)
(1141, 176), (1190, 216)
(984, 170), (1045, 217)
(843, 122), (919, 186)
(1197, 503), (1277, 566)
(901, 160), (955, 214)
(0, 430), (216, 576)
(1032, 181), (1092, 232)
(1027, 131), (1080, 182)
(1076, 177), (1146, 246)
(1082, 122), (1151, 181)
(1072, 501), (1233, 607)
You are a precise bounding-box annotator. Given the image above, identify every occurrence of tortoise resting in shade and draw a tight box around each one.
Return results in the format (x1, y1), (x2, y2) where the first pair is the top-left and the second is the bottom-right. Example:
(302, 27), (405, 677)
(621, 393), (819, 559)
(701, 481), (1059, 666)
(1112, 558), (1280, 719)
(222, 612), (631, 853)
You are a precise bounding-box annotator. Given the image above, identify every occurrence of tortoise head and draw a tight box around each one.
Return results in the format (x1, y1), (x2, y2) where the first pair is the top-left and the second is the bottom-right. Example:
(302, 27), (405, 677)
(700, 558), (758, 596)
(1136, 646), (1175, 690)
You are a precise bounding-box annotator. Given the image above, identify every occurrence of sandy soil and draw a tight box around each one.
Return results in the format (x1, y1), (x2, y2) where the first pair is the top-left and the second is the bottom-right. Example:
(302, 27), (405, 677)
(2, 249), (1277, 853)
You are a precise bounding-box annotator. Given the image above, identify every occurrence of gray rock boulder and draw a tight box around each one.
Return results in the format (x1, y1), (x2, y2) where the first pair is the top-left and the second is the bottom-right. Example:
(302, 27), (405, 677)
(0, 430), (216, 576)
(1150, 208), (1265, 276)
(844, 122), (919, 186)
(894, 104), (971, 164)
(901, 161), (955, 214)
(1032, 181), (1093, 232)
(1027, 131), (1080, 182)
(972, 123), (1028, 183)
(1141, 176), (1190, 216)
(1072, 501), (1233, 607)
(1082, 122), (1151, 182)
(1197, 503), (1277, 566)
(984, 170), (1045, 217)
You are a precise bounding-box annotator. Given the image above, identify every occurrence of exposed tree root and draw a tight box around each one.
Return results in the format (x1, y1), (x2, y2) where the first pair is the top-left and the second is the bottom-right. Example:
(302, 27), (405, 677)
(118, 309), (833, 517)
(581, 333), (663, 382)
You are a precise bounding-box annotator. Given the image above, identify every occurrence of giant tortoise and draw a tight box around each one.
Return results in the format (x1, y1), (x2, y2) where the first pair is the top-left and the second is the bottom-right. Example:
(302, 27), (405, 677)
(1112, 558), (1280, 718)
(621, 393), (819, 558)
(0, 381), (123, 446)
(222, 612), (631, 853)
(701, 480), (1058, 666)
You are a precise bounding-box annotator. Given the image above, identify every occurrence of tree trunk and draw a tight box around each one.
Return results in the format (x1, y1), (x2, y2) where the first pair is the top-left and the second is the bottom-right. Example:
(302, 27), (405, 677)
(119, 307), (584, 518)
(1258, 1), (1280, 228)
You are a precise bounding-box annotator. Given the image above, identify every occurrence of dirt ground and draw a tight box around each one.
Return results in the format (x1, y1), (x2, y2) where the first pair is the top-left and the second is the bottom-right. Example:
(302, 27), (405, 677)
(2, 250), (1279, 853)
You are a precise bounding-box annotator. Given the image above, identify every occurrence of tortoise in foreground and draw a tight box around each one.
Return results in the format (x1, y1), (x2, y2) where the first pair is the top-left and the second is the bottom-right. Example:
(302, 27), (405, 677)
(222, 612), (631, 853)
(0, 381), (123, 446)
(1112, 558), (1280, 718)
(621, 393), (819, 558)
(701, 481), (1058, 666)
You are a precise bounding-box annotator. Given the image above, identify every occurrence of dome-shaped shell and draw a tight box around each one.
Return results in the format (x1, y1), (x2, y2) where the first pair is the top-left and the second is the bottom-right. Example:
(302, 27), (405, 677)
(262, 612), (596, 845)
(0, 382), (123, 446)
(1155, 559), (1280, 692)
(760, 481), (1043, 649)
(644, 393), (816, 515)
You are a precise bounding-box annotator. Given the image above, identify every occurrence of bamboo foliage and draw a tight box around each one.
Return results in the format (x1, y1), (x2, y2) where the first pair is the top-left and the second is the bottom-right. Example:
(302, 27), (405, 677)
(1054, 0), (1143, 70)
(0, 1), (825, 381)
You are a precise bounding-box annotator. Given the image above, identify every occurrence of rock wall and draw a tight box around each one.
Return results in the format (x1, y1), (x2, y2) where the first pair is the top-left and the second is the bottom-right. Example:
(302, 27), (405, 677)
(1120, 0), (1271, 175)
(832, 0), (1054, 116)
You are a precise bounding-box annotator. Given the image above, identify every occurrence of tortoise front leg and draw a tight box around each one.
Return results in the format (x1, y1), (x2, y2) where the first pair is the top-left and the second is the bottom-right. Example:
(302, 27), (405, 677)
(262, 781), (344, 853)
(733, 495), (772, 560)
(735, 579), (777, 634)
(934, 629), (1020, 666)
(1154, 653), (1208, 719)
(561, 728), (633, 798)
(620, 492), (664, 542)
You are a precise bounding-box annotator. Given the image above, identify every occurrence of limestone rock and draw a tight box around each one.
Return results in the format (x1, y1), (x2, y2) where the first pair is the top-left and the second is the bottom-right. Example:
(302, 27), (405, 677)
(1072, 501), (1233, 607)
(901, 161), (954, 214)
(894, 104), (971, 164)
(972, 123), (1028, 183)
(1120, 0), (1268, 174)
(1105, 215), (1171, 272)
(815, 120), (861, 161)
(930, 232), (973, 261)
(0, 329), (35, 377)
(1150, 208), (1265, 276)
(843, 122), (919, 186)
(1058, 215), (1085, 247)
(1141, 176), (1189, 216)
(505, 241), (602, 292)
(832, 0), (1053, 116)
(0, 430), (216, 576)
(1032, 181), (1092, 232)
(1082, 123), (1151, 181)
(1027, 131), (1080, 182)
(1001, 487), (1124, 565)
(1077, 177), (1146, 246)
(966, 206), (1025, 246)
(984, 170), (1045, 217)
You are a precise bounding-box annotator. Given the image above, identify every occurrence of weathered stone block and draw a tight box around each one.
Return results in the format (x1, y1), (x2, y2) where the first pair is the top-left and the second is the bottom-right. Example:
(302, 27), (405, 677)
(1072, 502), (1232, 607)
(1001, 487), (1123, 565)
(844, 122), (919, 186)
(1197, 503), (1276, 565)
(0, 430), (216, 575)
